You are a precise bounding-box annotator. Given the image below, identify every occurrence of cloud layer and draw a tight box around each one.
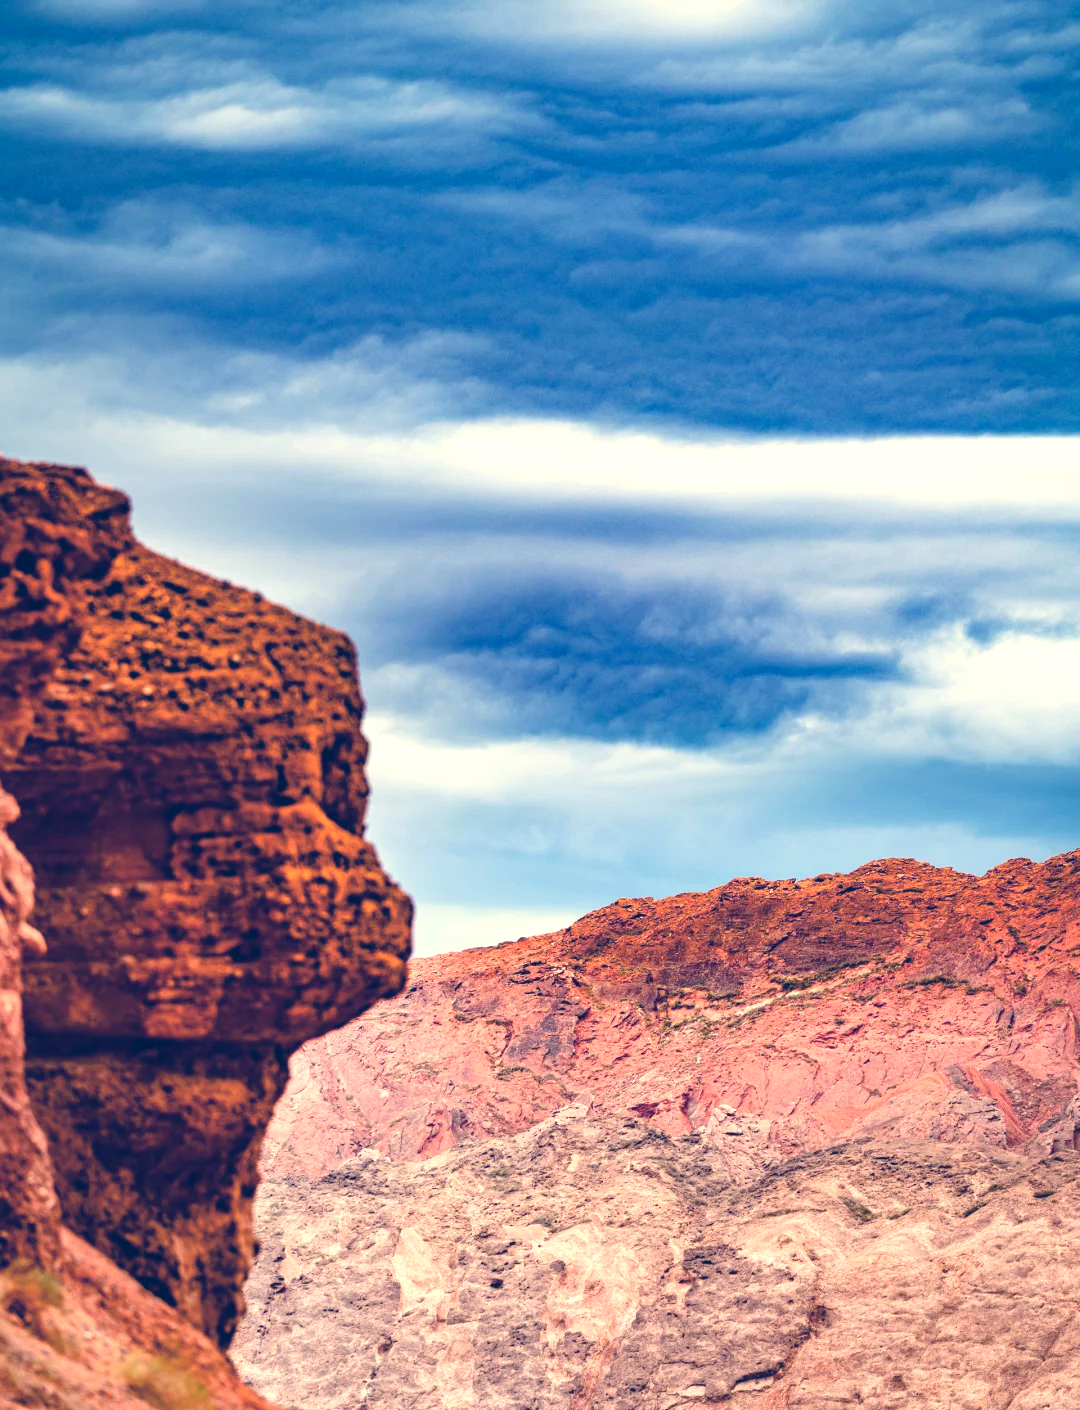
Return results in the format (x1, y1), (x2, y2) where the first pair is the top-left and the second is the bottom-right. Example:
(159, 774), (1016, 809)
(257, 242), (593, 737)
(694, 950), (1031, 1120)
(4, 0), (1080, 951)
(3, 0), (1079, 429)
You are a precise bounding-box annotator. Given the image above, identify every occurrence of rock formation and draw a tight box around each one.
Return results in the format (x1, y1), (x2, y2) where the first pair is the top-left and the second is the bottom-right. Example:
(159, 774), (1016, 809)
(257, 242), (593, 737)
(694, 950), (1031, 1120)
(262, 855), (1080, 1177)
(237, 1108), (1080, 1410)
(237, 852), (1080, 1408)
(0, 458), (131, 1276)
(0, 455), (412, 1404)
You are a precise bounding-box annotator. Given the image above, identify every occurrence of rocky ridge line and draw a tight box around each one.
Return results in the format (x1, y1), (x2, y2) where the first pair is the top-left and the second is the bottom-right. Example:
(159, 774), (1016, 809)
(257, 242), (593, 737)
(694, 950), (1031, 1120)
(237, 851), (1080, 1409)
(264, 853), (1080, 1179)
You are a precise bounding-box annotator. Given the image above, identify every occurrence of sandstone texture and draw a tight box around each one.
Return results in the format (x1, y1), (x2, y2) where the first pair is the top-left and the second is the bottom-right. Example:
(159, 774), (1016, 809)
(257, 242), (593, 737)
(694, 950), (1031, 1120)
(236, 1107), (1080, 1410)
(0, 459), (131, 1275)
(264, 854), (1080, 1177)
(241, 852), (1080, 1408)
(0, 456), (412, 1359)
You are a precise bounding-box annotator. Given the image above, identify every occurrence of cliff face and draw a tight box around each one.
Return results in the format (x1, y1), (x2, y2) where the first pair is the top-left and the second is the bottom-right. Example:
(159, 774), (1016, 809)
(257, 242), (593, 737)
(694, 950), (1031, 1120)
(0, 459), (131, 1275)
(0, 458), (411, 1364)
(263, 855), (1080, 1178)
(237, 854), (1080, 1409)
(237, 1112), (1080, 1410)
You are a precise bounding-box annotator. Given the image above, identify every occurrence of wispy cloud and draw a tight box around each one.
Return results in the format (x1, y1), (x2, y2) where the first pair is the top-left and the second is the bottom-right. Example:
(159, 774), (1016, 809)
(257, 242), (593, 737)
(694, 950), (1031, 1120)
(0, 72), (529, 151)
(0, 201), (338, 291)
(441, 0), (826, 44)
(783, 96), (1041, 152)
(6, 0), (1080, 944)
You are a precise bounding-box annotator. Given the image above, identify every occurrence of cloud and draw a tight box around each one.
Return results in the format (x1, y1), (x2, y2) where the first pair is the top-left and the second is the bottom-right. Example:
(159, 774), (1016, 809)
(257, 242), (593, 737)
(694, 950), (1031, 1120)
(0, 73), (527, 151)
(654, 183), (1080, 299)
(444, 0), (826, 44)
(785, 96), (1040, 152)
(360, 568), (899, 747)
(0, 202), (338, 294)
(363, 712), (1080, 918)
(30, 0), (207, 18)
(411, 903), (574, 956)
(3, 333), (1079, 944)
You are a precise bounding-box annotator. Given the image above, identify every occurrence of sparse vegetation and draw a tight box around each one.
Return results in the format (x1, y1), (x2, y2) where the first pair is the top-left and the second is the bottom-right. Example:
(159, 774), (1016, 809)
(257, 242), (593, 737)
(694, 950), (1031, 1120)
(495, 1065), (528, 1081)
(123, 1352), (209, 1410)
(776, 958), (868, 992)
(840, 1195), (878, 1223)
(0, 1261), (76, 1357)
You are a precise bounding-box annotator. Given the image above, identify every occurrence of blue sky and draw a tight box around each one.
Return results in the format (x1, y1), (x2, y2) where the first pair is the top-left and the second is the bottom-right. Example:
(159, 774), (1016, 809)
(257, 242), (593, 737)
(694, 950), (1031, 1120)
(3, 0), (1080, 953)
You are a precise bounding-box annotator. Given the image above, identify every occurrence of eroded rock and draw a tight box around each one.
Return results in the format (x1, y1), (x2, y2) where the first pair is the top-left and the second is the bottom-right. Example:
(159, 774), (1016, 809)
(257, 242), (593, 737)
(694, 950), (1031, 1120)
(0, 456), (412, 1346)
(0, 457), (131, 1273)
(235, 1109), (1080, 1410)
(244, 855), (1080, 1406)
(264, 855), (1080, 1180)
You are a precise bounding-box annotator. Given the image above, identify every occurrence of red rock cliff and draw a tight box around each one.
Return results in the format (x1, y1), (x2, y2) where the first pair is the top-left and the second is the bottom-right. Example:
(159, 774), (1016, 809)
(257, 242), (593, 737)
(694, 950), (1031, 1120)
(0, 459), (131, 1274)
(242, 857), (1080, 1410)
(265, 854), (1080, 1177)
(0, 456), (412, 1349)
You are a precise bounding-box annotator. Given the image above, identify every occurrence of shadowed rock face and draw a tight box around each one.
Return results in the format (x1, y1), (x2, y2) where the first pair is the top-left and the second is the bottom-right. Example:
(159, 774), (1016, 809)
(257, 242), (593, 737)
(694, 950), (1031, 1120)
(0, 459), (131, 1273)
(0, 457), (412, 1348)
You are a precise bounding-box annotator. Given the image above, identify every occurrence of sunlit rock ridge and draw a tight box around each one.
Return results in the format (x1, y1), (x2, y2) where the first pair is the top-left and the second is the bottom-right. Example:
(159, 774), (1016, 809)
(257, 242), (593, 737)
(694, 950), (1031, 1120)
(238, 854), (1080, 1409)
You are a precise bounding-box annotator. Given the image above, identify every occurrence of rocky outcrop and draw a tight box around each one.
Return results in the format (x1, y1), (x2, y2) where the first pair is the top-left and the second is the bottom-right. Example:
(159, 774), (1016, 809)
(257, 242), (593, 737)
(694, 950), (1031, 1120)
(0, 456), (412, 1354)
(0, 459), (131, 1275)
(0, 457), (285, 1407)
(240, 853), (1080, 1408)
(263, 854), (1080, 1178)
(0, 459), (131, 764)
(235, 1107), (1080, 1410)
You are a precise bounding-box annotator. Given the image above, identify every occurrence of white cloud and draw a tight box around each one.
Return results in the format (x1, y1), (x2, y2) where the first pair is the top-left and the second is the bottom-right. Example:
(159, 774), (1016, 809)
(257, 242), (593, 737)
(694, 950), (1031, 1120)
(3, 340), (1079, 954)
(32, 0), (205, 17)
(661, 183), (1080, 298)
(643, 16), (1008, 89)
(436, 0), (826, 44)
(0, 203), (336, 291)
(411, 904), (573, 956)
(0, 74), (526, 152)
(362, 704), (1077, 951)
(788, 96), (1039, 151)
(849, 629), (1080, 765)
(2, 339), (1079, 515)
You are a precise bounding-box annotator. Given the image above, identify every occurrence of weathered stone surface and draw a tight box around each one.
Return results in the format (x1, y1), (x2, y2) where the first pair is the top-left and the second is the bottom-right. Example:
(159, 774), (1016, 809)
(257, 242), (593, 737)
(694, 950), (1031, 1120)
(243, 853), (1080, 1407)
(0, 1226), (278, 1409)
(0, 458), (131, 764)
(264, 854), (1080, 1179)
(0, 457), (289, 1404)
(0, 785), (59, 1274)
(235, 1107), (1080, 1410)
(0, 456), (412, 1347)
(0, 458), (130, 1273)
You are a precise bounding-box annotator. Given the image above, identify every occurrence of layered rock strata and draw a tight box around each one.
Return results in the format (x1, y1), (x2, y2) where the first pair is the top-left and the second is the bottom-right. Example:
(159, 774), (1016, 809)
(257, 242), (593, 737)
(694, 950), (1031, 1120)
(0, 459), (131, 1273)
(264, 853), (1080, 1178)
(0, 457), (299, 1406)
(236, 1107), (1080, 1410)
(0, 456), (412, 1350)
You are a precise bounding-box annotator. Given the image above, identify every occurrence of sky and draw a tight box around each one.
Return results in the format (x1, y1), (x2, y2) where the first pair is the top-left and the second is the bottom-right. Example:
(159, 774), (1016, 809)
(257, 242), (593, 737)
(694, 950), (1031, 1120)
(2, 0), (1080, 956)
